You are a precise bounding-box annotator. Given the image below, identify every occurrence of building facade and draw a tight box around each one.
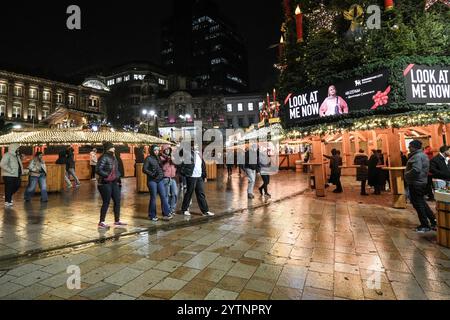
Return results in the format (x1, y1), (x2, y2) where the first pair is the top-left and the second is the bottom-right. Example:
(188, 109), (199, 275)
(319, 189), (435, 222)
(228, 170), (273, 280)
(223, 94), (263, 129)
(0, 70), (107, 127)
(95, 62), (169, 127)
(161, 0), (249, 94)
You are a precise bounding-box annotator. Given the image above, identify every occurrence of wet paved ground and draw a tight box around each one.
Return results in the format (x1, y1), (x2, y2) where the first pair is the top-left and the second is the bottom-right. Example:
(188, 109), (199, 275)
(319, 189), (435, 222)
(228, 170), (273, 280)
(0, 173), (449, 300)
(0, 169), (307, 260)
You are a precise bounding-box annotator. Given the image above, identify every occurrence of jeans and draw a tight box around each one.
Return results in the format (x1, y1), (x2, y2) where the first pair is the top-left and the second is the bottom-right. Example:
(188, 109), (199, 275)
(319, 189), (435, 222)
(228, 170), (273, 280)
(163, 178), (178, 213)
(245, 168), (256, 195)
(181, 177), (209, 214)
(91, 165), (96, 179)
(3, 176), (21, 203)
(98, 182), (121, 223)
(408, 184), (436, 228)
(227, 165), (233, 176)
(147, 180), (170, 219)
(66, 168), (80, 186)
(24, 175), (48, 202)
(261, 175), (270, 194)
(335, 175), (343, 192)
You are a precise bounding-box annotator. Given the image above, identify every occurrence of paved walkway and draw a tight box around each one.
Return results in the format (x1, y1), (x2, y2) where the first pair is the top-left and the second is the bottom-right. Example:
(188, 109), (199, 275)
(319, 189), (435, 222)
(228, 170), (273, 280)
(0, 169), (307, 261)
(0, 190), (449, 300)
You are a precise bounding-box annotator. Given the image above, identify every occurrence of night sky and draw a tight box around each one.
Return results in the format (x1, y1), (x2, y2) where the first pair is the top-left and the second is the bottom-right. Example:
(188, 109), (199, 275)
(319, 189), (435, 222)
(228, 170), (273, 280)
(0, 0), (282, 91)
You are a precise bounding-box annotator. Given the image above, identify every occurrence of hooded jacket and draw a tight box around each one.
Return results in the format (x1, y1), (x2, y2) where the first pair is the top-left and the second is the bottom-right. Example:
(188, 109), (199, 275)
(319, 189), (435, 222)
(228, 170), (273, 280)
(0, 143), (24, 178)
(96, 151), (121, 184)
(28, 157), (47, 177)
(143, 146), (164, 182)
(160, 145), (177, 178)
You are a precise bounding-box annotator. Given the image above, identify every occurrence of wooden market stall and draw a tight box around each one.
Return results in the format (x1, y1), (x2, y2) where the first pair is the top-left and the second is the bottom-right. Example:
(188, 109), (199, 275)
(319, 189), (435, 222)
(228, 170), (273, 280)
(0, 129), (171, 192)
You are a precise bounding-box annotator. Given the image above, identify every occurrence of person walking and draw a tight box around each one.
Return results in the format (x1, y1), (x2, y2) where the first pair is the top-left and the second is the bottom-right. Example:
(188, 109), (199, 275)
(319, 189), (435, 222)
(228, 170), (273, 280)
(258, 146), (272, 198)
(179, 143), (215, 217)
(244, 144), (260, 199)
(354, 149), (369, 196)
(324, 149), (343, 193)
(405, 140), (437, 233)
(90, 148), (98, 181)
(368, 150), (383, 195)
(160, 145), (178, 215)
(143, 145), (172, 221)
(66, 147), (80, 188)
(96, 141), (127, 229)
(0, 143), (24, 207)
(24, 152), (48, 202)
(424, 146), (435, 201)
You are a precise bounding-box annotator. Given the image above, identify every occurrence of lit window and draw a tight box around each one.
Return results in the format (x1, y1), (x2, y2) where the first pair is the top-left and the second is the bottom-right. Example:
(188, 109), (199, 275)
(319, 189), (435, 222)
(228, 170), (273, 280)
(29, 88), (37, 99)
(68, 95), (75, 105)
(0, 83), (6, 94)
(237, 103), (243, 112)
(107, 79), (115, 86)
(0, 101), (5, 116)
(42, 108), (50, 119)
(14, 86), (23, 97)
(13, 103), (21, 118)
(56, 93), (63, 103)
(116, 77), (122, 83)
(248, 103), (254, 111)
(211, 58), (228, 65)
(43, 91), (51, 101)
(28, 107), (36, 119)
(158, 79), (165, 85)
(227, 104), (233, 112)
(134, 74), (145, 80)
(124, 75), (130, 82)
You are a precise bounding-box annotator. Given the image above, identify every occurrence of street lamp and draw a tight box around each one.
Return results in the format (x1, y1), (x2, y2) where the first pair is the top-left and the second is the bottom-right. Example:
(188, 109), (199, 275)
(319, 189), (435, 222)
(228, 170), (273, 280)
(142, 109), (156, 134)
(179, 114), (191, 140)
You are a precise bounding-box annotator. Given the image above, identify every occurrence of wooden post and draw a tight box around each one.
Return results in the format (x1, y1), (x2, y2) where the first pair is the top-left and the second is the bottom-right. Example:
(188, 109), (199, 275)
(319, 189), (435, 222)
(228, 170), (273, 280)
(430, 124), (442, 153)
(399, 132), (407, 153)
(385, 128), (406, 209)
(368, 130), (378, 151)
(312, 136), (325, 197)
(354, 134), (360, 153)
(342, 131), (352, 166)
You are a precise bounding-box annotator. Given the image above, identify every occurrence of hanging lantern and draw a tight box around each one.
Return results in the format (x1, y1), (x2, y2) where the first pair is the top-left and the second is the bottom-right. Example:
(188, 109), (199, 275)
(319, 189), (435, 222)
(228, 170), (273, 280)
(384, 0), (394, 11)
(295, 5), (303, 43)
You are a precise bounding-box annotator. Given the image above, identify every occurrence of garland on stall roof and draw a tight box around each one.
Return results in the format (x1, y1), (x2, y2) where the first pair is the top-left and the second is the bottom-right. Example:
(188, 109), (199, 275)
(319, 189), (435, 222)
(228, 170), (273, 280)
(284, 107), (450, 138)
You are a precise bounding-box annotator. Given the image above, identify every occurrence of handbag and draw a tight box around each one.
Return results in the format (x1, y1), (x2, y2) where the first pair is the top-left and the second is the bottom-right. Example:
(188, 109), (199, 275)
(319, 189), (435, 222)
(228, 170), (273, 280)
(104, 163), (117, 183)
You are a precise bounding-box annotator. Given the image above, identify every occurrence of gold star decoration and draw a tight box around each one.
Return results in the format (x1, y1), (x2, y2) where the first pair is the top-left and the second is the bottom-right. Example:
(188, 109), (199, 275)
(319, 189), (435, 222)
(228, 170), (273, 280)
(425, 0), (450, 11)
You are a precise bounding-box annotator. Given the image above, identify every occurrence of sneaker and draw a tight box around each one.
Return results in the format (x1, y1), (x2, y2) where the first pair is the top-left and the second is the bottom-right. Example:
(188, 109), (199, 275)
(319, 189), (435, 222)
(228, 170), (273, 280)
(183, 211), (191, 216)
(91, 178), (96, 181)
(430, 220), (437, 231)
(75, 184), (81, 188)
(415, 226), (431, 233)
(150, 217), (159, 222)
(98, 222), (110, 229)
(114, 221), (128, 227)
(4, 202), (12, 207)
(66, 185), (72, 189)
(248, 194), (255, 199)
(265, 193), (272, 198)
(202, 212), (215, 217)
(163, 215), (173, 221)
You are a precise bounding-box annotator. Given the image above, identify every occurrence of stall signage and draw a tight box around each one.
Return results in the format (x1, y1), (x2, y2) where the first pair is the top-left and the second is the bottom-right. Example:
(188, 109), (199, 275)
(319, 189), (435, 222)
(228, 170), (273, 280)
(404, 64), (450, 104)
(284, 70), (390, 125)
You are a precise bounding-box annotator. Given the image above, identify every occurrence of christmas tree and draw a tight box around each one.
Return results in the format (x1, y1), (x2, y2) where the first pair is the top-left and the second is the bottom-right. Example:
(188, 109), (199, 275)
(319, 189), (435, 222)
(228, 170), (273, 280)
(278, 0), (450, 133)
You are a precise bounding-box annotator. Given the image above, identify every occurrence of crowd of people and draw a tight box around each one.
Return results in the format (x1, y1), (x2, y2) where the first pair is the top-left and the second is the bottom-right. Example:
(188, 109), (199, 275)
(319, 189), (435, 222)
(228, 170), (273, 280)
(322, 140), (450, 233)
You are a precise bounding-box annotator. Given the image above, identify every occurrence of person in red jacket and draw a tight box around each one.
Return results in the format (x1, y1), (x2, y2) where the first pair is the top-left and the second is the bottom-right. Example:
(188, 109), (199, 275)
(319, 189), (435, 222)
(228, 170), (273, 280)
(424, 146), (435, 201)
(160, 145), (178, 215)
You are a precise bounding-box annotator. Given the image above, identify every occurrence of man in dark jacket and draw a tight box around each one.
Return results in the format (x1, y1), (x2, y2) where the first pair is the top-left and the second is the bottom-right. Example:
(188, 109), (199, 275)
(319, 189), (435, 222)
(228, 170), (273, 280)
(143, 145), (172, 221)
(354, 149), (369, 196)
(65, 147), (81, 188)
(430, 146), (450, 181)
(244, 143), (260, 199)
(179, 144), (214, 217)
(405, 140), (437, 233)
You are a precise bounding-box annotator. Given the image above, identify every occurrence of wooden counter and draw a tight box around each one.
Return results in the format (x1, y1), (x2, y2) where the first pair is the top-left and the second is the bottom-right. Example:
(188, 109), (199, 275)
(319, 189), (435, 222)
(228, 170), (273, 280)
(10, 164), (65, 192)
(435, 191), (450, 248)
(136, 163), (148, 193)
(382, 167), (407, 209)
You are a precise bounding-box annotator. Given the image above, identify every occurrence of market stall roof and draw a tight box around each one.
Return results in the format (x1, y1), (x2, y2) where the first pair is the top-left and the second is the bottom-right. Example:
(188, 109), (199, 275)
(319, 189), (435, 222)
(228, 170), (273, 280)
(0, 130), (172, 146)
(238, 124), (284, 142)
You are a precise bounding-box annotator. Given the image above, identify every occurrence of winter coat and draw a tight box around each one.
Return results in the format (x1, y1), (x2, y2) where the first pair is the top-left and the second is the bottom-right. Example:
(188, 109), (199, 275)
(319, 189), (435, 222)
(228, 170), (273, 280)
(96, 152), (121, 184)
(66, 150), (76, 170)
(0, 143), (24, 178)
(143, 155), (164, 183)
(368, 154), (384, 187)
(28, 158), (47, 177)
(244, 149), (261, 171)
(258, 152), (273, 176)
(354, 153), (368, 181)
(160, 146), (177, 178)
(430, 154), (450, 181)
(179, 150), (207, 179)
(325, 154), (342, 185)
(405, 149), (430, 186)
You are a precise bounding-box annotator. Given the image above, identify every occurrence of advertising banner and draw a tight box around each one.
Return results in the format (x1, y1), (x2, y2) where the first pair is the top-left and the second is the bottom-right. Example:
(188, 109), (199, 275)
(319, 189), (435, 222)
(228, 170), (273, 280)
(285, 70), (390, 125)
(404, 64), (450, 104)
